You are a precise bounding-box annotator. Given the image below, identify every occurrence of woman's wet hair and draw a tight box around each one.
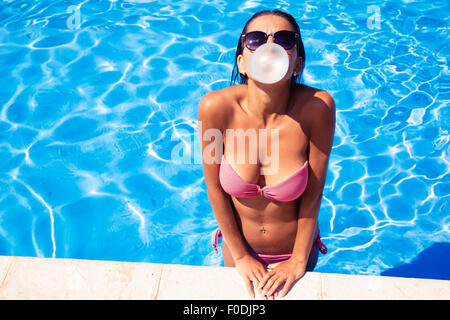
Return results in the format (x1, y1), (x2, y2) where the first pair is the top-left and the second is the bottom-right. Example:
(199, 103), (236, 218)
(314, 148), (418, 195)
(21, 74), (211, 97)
(230, 9), (306, 86)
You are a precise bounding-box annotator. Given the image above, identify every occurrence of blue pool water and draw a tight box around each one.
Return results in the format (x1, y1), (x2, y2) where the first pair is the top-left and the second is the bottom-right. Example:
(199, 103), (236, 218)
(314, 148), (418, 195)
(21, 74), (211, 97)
(0, 0), (449, 280)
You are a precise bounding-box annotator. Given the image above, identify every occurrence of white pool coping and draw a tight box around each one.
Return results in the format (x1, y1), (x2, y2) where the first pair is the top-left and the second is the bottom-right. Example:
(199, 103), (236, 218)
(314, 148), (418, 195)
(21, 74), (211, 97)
(0, 255), (449, 300)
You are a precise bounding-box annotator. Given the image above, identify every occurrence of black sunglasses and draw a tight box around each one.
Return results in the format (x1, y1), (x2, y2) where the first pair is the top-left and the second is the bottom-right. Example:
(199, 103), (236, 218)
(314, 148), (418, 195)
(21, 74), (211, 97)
(241, 30), (299, 51)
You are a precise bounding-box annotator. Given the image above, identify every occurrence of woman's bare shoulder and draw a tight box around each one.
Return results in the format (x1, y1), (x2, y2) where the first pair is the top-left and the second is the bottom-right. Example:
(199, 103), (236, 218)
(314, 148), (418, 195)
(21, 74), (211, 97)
(293, 84), (335, 137)
(198, 85), (244, 126)
(199, 85), (245, 106)
(294, 84), (334, 113)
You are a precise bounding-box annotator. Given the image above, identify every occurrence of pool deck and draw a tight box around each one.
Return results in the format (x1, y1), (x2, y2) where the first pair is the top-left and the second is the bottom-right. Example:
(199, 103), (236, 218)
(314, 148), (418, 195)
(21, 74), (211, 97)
(0, 255), (449, 299)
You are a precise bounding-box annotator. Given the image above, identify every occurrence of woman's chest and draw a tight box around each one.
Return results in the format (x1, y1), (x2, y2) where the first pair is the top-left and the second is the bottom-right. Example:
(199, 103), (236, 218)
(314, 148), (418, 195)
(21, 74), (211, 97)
(222, 117), (309, 187)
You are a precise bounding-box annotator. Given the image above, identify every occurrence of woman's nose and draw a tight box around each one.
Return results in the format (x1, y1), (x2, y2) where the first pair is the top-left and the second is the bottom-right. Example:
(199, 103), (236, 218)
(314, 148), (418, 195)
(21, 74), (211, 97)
(267, 34), (275, 43)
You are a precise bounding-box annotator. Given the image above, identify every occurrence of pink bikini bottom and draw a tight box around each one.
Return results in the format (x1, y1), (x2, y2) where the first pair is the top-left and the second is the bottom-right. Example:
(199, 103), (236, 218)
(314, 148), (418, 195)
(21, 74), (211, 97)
(212, 228), (328, 266)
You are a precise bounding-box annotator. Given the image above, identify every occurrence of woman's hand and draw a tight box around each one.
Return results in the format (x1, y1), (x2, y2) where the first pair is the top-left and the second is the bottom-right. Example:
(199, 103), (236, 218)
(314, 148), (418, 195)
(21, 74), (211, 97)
(234, 255), (268, 299)
(259, 258), (307, 299)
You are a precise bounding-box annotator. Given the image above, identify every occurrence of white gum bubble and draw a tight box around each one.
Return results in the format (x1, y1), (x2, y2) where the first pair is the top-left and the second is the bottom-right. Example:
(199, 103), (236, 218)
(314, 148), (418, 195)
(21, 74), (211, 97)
(249, 43), (289, 84)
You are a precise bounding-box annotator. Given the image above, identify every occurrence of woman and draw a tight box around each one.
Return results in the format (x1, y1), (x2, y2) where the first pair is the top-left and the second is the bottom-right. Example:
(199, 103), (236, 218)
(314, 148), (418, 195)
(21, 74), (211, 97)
(198, 9), (335, 299)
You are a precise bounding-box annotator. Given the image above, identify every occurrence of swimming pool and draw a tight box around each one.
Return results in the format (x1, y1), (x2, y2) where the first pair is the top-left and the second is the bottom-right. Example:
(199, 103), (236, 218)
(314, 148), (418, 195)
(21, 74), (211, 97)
(0, 0), (449, 281)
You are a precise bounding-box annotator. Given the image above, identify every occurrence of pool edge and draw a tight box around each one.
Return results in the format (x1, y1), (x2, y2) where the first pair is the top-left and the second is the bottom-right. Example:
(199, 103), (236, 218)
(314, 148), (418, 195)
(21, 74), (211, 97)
(0, 255), (448, 300)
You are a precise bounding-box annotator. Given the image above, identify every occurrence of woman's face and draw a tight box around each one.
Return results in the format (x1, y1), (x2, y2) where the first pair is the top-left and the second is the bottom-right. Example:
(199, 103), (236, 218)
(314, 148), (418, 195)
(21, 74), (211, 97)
(238, 15), (303, 83)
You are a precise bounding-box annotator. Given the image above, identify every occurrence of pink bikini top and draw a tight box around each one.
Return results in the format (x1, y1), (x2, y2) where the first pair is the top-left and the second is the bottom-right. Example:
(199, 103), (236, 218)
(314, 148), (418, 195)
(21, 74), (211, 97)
(219, 154), (309, 202)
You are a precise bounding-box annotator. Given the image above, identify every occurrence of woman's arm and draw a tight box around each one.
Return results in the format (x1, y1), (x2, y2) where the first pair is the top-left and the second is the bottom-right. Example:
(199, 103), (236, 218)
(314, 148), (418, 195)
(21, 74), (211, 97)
(290, 90), (336, 264)
(198, 91), (269, 299)
(259, 90), (336, 298)
(198, 91), (249, 261)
